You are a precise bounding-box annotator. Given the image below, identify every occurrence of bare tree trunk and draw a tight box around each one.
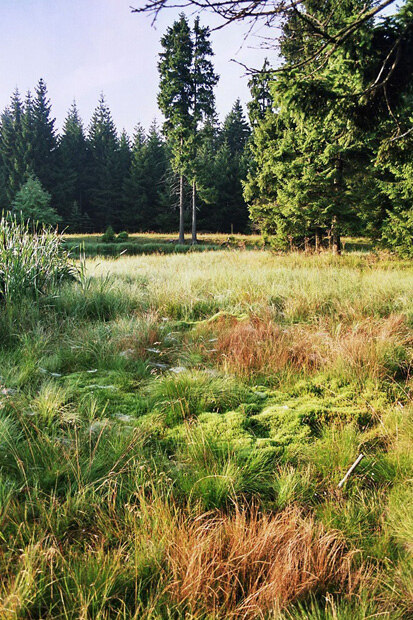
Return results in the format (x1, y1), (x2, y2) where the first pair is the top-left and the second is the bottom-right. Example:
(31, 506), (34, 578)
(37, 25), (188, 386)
(304, 236), (310, 253)
(179, 174), (185, 244)
(331, 215), (341, 255)
(327, 228), (332, 252)
(191, 179), (197, 245)
(335, 232), (342, 255)
(315, 229), (321, 253)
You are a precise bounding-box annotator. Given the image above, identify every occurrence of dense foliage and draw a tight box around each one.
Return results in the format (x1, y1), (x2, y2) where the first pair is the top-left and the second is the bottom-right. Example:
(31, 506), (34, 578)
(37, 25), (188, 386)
(245, 0), (413, 255)
(0, 5), (411, 253)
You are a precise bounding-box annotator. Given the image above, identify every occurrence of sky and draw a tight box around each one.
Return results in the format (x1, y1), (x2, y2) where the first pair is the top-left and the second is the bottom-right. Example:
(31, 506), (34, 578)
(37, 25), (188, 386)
(0, 0), (279, 136)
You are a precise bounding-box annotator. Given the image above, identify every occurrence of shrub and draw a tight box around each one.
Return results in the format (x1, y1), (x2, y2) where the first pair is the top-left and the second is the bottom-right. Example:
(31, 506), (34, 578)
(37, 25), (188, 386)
(0, 215), (78, 305)
(116, 231), (129, 242)
(12, 175), (60, 227)
(101, 226), (116, 243)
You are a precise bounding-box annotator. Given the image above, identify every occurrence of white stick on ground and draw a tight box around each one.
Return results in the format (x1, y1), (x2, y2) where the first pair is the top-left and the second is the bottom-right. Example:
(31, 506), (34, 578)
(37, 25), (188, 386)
(338, 453), (365, 489)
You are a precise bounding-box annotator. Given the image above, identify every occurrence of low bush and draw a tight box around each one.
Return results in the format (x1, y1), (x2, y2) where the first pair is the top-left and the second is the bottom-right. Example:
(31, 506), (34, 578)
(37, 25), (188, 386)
(116, 231), (129, 242)
(101, 225), (116, 242)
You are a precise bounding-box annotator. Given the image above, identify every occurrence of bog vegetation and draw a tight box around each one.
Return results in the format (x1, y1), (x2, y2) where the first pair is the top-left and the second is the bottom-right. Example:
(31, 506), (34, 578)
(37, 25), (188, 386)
(0, 230), (412, 617)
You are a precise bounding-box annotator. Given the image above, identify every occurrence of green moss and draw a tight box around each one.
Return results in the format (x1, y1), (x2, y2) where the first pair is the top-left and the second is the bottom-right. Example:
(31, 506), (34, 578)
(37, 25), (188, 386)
(62, 370), (148, 419)
(249, 403), (313, 446)
(168, 410), (254, 453)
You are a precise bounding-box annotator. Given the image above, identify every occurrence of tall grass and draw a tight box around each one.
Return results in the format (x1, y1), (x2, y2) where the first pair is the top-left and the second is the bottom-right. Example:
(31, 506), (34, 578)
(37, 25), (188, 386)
(0, 247), (411, 618)
(0, 215), (78, 305)
(164, 504), (364, 618)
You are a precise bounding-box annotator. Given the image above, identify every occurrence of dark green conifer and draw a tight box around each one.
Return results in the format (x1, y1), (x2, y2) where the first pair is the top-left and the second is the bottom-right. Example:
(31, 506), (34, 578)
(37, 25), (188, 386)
(87, 94), (119, 229)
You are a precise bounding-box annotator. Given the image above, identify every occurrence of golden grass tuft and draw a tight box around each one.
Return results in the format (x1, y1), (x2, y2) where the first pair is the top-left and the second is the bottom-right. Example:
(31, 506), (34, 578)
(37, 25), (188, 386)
(209, 317), (320, 378)
(113, 313), (163, 359)
(164, 505), (363, 618)
(209, 314), (412, 380)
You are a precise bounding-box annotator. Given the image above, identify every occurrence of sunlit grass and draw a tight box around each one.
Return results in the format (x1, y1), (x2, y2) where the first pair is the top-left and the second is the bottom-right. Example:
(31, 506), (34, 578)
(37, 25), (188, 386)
(0, 248), (411, 617)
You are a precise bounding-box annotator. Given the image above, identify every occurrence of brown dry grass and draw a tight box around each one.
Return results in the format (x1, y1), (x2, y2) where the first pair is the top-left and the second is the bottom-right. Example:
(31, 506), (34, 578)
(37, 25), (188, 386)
(206, 314), (412, 381)
(164, 505), (364, 618)
(113, 312), (163, 359)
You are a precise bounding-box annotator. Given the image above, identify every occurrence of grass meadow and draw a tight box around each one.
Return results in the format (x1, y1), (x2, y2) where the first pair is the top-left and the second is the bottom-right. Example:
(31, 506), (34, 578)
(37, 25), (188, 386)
(0, 243), (412, 618)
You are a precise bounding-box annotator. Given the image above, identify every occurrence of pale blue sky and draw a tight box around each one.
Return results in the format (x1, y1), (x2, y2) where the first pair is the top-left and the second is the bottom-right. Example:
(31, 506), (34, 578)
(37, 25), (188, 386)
(0, 0), (278, 135)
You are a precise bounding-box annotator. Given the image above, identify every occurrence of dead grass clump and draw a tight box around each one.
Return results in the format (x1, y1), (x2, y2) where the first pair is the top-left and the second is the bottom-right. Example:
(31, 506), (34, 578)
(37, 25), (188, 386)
(209, 314), (412, 381)
(334, 314), (413, 381)
(165, 505), (361, 618)
(212, 318), (325, 378)
(114, 313), (163, 359)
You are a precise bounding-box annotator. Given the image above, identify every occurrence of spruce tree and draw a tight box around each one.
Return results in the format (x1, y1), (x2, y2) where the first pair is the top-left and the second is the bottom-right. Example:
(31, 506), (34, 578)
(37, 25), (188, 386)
(87, 94), (119, 229)
(158, 14), (193, 242)
(214, 101), (250, 232)
(222, 99), (250, 153)
(158, 14), (218, 242)
(22, 91), (35, 174)
(114, 130), (132, 230)
(31, 79), (59, 201)
(190, 17), (218, 243)
(0, 90), (27, 203)
(247, 59), (273, 127)
(0, 152), (8, 210)
(144, 121), (170, 229)
(59, 101), (89, 224)
(195, 119), (220, 226)
(12, 174), (59, 227)
(122, 125), (148, 230)
(122, 123), (171, 231)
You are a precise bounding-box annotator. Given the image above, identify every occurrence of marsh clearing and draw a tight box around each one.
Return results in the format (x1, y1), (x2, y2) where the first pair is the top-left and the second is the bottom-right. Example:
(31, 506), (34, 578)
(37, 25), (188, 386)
(0, 249), (412, 618)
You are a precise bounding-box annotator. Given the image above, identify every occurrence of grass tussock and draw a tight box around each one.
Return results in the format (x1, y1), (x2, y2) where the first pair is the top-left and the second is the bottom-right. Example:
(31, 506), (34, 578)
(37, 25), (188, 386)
(164, 504), (363, 618)
(209, 313), (412, 381)
(0, 215), (77, 305)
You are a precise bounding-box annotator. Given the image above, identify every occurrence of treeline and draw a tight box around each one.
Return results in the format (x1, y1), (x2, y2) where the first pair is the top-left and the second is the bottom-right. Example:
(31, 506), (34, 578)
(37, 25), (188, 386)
(245, 1), (413, 256)
(2, 1), (412, 253)
(0, 81), (251, 233)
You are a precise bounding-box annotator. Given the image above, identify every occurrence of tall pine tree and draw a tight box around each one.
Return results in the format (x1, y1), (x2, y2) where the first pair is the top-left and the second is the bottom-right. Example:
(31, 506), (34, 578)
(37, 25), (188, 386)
(30, 79), (59, 205)
(158, 15), (193, 242)
(158, 14), (218, 242)
(114, 130), (132, 230)
(59, 101), (89, 225)
(190, 17), (218, 242)
(87, 94), (119, 229)
(0, 89), (27, 203)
